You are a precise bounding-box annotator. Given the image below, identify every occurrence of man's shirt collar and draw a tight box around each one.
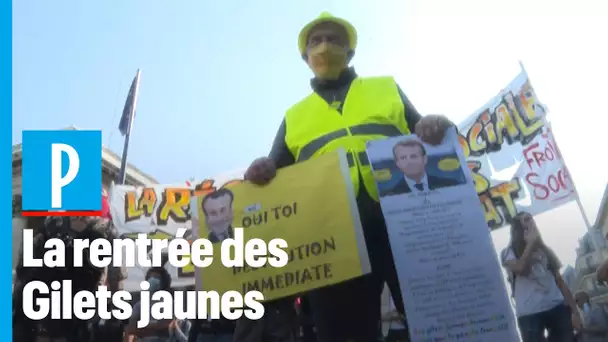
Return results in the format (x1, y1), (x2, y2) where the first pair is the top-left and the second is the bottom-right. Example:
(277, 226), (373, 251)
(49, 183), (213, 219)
(404, 174), (428, 191)
(310, 67), (357, 92)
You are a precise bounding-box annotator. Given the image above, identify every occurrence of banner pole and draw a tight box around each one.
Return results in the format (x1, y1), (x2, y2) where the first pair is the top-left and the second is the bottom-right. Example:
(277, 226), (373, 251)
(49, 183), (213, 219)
(541, 116), (593, 229)
(519, 61), (599, 249)
(543, 118), (600, 252)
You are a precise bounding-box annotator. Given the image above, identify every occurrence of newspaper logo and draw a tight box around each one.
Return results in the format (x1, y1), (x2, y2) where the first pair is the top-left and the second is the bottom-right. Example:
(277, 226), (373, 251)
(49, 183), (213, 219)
(21, 130), (102, 216)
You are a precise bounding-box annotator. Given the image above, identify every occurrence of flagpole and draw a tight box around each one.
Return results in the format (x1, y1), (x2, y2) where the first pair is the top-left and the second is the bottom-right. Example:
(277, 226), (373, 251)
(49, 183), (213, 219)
(518, 62), (597, 246)
(540, 116), (593, 229)
(118, 69), (141, 185)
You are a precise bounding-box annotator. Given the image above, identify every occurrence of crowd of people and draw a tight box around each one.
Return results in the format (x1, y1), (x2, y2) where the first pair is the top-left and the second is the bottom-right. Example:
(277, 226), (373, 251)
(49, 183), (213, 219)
(11, 11), (608, 342)
(9, 213), (339, 342)
(12, 206), (608, 342)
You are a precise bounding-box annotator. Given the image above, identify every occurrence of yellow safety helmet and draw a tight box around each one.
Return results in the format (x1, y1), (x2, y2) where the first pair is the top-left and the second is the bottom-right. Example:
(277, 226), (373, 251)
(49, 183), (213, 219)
(298, 12), (358, 56)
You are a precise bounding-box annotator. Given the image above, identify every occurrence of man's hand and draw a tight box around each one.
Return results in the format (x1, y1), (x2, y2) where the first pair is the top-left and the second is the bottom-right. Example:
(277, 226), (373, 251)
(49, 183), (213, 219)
(244, 157), (277, 185)
(414, 114), (453, 145)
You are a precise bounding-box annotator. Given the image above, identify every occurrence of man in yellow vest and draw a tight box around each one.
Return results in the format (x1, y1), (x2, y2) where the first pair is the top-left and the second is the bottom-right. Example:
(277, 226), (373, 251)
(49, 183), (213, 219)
(244, 12), (454, 342)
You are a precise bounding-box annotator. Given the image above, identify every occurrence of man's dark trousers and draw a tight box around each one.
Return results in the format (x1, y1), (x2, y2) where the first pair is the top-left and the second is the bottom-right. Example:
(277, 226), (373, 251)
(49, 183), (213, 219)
(386, 328), (409, 342)
(306, 187), (408, 342)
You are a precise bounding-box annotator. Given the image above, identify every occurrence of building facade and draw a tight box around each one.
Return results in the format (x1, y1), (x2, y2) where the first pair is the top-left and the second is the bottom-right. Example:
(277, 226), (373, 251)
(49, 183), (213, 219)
(11, 127), (158, 268)
(599, 185), (608, 240)
(573, 185), (608, 303)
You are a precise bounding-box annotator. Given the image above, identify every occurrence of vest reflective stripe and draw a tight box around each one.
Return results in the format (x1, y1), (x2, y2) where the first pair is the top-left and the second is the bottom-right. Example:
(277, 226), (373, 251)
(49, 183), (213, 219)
(284, 76), (410, 201)
(346, 151), (370, 167)
(297, 123), (403, 162)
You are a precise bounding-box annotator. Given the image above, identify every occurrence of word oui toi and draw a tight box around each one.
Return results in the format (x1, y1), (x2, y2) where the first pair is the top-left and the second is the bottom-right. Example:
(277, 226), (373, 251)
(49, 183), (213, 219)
(242, 202), (298, 228)
(22, 228), (289, 270)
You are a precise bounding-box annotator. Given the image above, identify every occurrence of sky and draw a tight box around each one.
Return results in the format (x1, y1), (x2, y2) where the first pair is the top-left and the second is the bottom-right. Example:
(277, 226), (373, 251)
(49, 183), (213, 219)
(13, 0), (608, 267)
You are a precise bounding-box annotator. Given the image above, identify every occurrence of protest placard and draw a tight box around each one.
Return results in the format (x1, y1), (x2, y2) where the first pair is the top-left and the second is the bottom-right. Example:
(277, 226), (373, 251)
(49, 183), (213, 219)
(109, 171), (245, 236)
(193, 151), (370, 301)
(367, 129), (520, 341)
(458, 70), (576, 230)
(108, 171), (244, 291)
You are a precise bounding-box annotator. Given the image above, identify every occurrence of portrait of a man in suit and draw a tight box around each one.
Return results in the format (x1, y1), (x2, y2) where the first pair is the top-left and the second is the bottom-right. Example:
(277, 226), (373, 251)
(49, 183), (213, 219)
(201, 188), (234, 243)
(385, 139), (459, 196)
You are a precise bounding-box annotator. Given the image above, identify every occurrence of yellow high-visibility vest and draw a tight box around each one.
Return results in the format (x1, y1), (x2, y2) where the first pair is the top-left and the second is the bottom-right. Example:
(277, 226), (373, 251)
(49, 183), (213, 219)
(284, 76), (411, 201)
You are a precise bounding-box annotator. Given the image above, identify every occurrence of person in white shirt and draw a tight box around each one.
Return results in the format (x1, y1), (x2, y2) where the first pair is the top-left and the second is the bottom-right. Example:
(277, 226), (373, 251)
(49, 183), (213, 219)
(501, 211), (580, 342)
(383, 139), (458, 196)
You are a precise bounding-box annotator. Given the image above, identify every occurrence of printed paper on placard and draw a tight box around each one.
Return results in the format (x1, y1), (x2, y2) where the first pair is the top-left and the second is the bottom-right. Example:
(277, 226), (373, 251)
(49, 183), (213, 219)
(367, 128), (521, 342)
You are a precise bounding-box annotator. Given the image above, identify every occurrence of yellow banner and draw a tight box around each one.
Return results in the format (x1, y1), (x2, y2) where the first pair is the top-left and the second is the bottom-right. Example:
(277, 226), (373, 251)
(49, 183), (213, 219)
(195, 151), (370, 301)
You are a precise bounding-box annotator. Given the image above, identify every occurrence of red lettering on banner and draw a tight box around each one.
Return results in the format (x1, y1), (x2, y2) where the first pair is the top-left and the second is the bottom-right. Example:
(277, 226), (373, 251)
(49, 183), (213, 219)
(525, 168), (572, 201)
(522, 130), (571, 201)
(523, 137), (561, 170)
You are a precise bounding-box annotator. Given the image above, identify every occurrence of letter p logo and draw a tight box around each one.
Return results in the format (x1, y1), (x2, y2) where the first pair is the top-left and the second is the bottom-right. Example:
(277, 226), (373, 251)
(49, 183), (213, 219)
(21, 130), (103, 215)
(51, 143), (80, 208)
